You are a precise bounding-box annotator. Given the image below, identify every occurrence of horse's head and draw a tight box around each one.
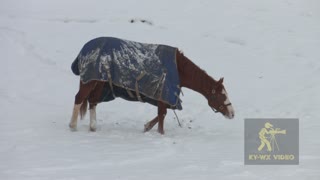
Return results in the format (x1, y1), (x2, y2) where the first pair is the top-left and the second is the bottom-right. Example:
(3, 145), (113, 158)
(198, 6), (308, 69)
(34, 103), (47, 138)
(208, 78), (235, 119)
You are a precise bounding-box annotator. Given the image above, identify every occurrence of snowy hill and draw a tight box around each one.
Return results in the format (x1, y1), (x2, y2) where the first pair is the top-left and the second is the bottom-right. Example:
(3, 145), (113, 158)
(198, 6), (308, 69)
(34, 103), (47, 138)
(1, 0), (319, 179)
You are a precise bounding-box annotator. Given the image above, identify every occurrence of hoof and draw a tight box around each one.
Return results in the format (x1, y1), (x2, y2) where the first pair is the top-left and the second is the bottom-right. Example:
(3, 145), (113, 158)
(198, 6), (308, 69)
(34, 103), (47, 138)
(144, 123), (152, 132)
(69, 126), (77, 132)
(157, 129), (165, 135)
(90, 127), (96, 132)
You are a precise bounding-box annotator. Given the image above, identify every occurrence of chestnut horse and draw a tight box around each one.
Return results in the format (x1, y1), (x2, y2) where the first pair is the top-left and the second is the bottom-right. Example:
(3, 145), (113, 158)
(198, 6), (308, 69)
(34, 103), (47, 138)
(69, 46), (235, 134)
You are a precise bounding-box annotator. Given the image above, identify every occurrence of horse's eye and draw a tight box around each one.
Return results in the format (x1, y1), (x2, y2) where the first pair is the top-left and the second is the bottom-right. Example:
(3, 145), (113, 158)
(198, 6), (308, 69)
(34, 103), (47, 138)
(219, 106), (224, 110)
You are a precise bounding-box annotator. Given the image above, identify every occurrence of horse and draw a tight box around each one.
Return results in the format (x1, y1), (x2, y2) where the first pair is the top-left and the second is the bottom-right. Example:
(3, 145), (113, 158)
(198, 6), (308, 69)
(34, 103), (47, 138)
(69, 37), (235, 134)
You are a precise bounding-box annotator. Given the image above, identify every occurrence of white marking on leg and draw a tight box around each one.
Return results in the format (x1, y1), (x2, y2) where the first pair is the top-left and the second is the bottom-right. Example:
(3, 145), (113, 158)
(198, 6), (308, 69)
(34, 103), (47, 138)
(222, 89), (235, 119)
(90, 106), (97, 132)
(69, 103), (82, 131)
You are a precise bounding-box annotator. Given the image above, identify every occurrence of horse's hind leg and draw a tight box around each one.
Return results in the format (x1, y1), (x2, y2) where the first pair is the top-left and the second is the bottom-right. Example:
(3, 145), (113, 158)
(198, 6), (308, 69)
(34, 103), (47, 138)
(88, 82), (105, 132)
(89, 104), (97, 132)
(69, 81), (96, 131)
(157, 102), (167, 134)
(69, 103), (82, 131)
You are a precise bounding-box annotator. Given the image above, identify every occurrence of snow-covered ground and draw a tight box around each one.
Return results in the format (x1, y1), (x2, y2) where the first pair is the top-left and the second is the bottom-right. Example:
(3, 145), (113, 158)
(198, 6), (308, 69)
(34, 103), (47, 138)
(1, 0), (320, 179)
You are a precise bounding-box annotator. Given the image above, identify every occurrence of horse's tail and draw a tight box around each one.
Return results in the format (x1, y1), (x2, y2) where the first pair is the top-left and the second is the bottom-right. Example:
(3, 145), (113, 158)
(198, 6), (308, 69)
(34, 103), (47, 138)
(71, 56), (80, 75)
(80, 98), (88, 120)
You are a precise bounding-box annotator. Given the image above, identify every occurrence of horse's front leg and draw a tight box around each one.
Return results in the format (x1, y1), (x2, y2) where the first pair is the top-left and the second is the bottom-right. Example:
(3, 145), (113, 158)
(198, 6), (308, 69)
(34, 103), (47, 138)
(144, 101), (167, 134)
(157, 102), (167, 135)
(144, 116), (159, 132)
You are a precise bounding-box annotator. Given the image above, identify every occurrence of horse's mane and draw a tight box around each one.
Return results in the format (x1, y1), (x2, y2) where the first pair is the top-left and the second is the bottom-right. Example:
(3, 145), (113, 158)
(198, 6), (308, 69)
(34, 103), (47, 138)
(176, 50), (219, 88)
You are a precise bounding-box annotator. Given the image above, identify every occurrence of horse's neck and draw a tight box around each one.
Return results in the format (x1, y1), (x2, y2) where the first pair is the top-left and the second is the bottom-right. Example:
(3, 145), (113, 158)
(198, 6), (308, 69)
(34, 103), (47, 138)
(177, 51), (215, 99)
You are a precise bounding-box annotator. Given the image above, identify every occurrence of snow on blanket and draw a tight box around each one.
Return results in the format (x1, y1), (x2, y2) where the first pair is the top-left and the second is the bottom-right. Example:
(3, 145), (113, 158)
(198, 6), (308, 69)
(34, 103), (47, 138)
(71, 37), (182, 109)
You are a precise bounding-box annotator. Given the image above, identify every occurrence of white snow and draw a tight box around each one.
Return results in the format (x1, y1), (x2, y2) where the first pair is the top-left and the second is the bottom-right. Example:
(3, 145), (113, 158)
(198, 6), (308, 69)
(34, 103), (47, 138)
(1, 0), (320, 179)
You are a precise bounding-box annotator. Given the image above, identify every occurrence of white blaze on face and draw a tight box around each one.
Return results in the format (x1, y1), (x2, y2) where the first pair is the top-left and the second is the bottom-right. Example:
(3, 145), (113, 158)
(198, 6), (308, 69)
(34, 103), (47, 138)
(222, 88), (235, 119)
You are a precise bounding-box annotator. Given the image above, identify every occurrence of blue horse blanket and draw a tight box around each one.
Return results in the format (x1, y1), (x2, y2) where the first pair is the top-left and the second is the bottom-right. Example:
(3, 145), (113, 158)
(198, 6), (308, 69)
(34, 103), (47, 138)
(71, 37), (182, 110)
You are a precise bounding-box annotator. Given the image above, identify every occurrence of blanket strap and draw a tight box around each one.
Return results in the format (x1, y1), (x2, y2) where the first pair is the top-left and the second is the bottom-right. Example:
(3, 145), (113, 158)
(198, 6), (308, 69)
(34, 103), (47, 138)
(135, 71), (146, 102)
(177, 85), (184, 96)
(126, 87), (135, 99)
(174, 92), (183, 103)
(106, 68), (116, 98)
(157, 72), (167, 101)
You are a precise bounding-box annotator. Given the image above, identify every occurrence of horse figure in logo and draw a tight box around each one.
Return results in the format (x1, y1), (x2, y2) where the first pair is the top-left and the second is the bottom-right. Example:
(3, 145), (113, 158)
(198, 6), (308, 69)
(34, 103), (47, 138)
(69, 37), (235, 134)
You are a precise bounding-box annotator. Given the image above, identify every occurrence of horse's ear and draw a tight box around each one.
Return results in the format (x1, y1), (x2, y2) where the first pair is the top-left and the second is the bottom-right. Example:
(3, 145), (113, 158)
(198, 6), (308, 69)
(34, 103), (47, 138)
(215, 78), (224, 91)
(218, 77), (224, 84)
